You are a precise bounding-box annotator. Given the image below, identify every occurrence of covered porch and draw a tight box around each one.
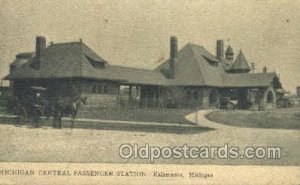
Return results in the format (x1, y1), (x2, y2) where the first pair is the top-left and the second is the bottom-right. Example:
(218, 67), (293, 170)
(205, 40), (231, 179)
(218, 86), (277, 110)
(118, 84), (281, 110)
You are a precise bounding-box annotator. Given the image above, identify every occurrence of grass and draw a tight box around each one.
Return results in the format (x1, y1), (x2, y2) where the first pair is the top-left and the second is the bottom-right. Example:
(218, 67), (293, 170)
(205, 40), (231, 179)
(0, 102), (195, 125)
(206, 108), (300, 129)
(77, 107), (195, 125)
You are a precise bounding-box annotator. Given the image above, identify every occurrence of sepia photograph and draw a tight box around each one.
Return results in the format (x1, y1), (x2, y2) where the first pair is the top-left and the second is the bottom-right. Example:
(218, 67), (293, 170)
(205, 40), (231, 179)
(0, 0), (299, 184)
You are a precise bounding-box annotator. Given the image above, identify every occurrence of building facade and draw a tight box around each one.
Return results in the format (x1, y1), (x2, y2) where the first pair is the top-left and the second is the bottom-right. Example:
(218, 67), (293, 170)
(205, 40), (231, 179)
(5, 36), (285, 110)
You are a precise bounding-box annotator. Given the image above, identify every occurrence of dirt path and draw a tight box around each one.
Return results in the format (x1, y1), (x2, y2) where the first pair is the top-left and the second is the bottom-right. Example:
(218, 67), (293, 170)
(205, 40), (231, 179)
(186, 110), (226, 129)
(0, 110), (299, 165)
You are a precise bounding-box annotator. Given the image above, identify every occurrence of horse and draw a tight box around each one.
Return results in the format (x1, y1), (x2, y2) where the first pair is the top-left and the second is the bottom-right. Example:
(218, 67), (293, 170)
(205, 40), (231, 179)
(8, 96), (28, 123)
(53, 96), (87, 129)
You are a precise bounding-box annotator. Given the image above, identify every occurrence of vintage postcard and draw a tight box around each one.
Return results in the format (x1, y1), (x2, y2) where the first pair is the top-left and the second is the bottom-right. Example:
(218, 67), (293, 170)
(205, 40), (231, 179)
(0, 0), (299, 184)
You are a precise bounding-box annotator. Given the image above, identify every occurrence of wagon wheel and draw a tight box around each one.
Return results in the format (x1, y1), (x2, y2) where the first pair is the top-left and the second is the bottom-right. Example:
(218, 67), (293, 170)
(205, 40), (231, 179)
(11, 99), (28, 124)
(31, 106), (44, 127)
(276, 99), (284, 108)
(226, 102), (235, 111)
(17, 106), (28, 123)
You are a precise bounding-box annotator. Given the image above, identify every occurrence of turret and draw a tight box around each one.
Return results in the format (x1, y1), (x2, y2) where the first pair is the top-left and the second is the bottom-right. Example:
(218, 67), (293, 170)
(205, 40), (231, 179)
(225, 45), (234, 61)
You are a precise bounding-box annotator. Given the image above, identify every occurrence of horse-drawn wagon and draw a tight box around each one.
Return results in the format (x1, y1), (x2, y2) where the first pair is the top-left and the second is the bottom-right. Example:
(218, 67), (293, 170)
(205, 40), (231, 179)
(7, 86), (87, 128)
(219, 97), (238, 110)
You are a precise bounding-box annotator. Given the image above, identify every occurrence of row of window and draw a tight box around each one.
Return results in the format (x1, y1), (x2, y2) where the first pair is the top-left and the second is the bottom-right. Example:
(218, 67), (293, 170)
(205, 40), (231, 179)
(186, 91), (199, 100)
(92, 85), (108, 94)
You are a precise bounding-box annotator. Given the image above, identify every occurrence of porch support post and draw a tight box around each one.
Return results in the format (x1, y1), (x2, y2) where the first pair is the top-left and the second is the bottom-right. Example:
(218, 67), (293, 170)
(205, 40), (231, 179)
(135, 86), (140, 107)
(136, 86), (140, 99)
(129, 85), (132, 104)
(151, 87), (156, 108)
(157, 87), (161, 108)
(117, 85), (120, 107)
(154, 87), (159, 107)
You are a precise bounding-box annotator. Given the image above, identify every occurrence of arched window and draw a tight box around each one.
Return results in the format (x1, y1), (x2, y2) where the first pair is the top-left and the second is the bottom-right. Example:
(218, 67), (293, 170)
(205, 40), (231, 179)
(266, 91), (274, 103)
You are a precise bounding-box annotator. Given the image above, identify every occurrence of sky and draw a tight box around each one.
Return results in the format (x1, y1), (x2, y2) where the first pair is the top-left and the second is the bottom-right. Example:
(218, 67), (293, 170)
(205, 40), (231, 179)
(0, 0), (299, 92)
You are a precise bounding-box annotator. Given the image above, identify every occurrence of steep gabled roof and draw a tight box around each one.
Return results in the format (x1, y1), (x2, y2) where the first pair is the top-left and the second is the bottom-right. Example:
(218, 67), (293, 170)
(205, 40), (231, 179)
(230, 50), (251, 72)
(6, 42), (118, 80)
(222, 72), (277, 87)
(155, 43), (277, 87)
(155, 43), (225, 86)
(5, 41), (167, 84)
(5, 40), (278, 88)
(10, 52), (35, 69)
(10, 58), (27, 69)
(102, 65), (169, 85)
(16, 52), (35, 59)
(220, 58), (233, 71)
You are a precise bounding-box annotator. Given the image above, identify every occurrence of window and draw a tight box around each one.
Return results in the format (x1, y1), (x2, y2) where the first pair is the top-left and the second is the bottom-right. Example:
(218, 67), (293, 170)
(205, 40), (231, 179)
(209, 90), (218, 106)
(203, 56), (219, 66)
(91, 84), (110, 94)
(103, 85), (108, 94)
(266, 91), (274, 103)
(193, 91), (198, 100)
(98, 86), (103, 94)
(186, 90), (192, 100)
(86, 55), (108, 69)
(229, 89), (239, 100)
(92, 85), (97, 93)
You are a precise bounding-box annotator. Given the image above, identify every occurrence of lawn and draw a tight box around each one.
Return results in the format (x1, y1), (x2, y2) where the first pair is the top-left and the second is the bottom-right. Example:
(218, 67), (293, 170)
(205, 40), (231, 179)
(206, 108), (300, 129)
(0, 101), (195, 125)
(77, 107), (195, 125)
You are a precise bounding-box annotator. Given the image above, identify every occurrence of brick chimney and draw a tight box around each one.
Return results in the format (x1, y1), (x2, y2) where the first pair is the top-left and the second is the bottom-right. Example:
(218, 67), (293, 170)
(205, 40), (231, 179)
(216, 40), (224, 60)
(31, 36), (46, 69)
(36, 36), (46, 59)
(169, 36), (177, 79)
